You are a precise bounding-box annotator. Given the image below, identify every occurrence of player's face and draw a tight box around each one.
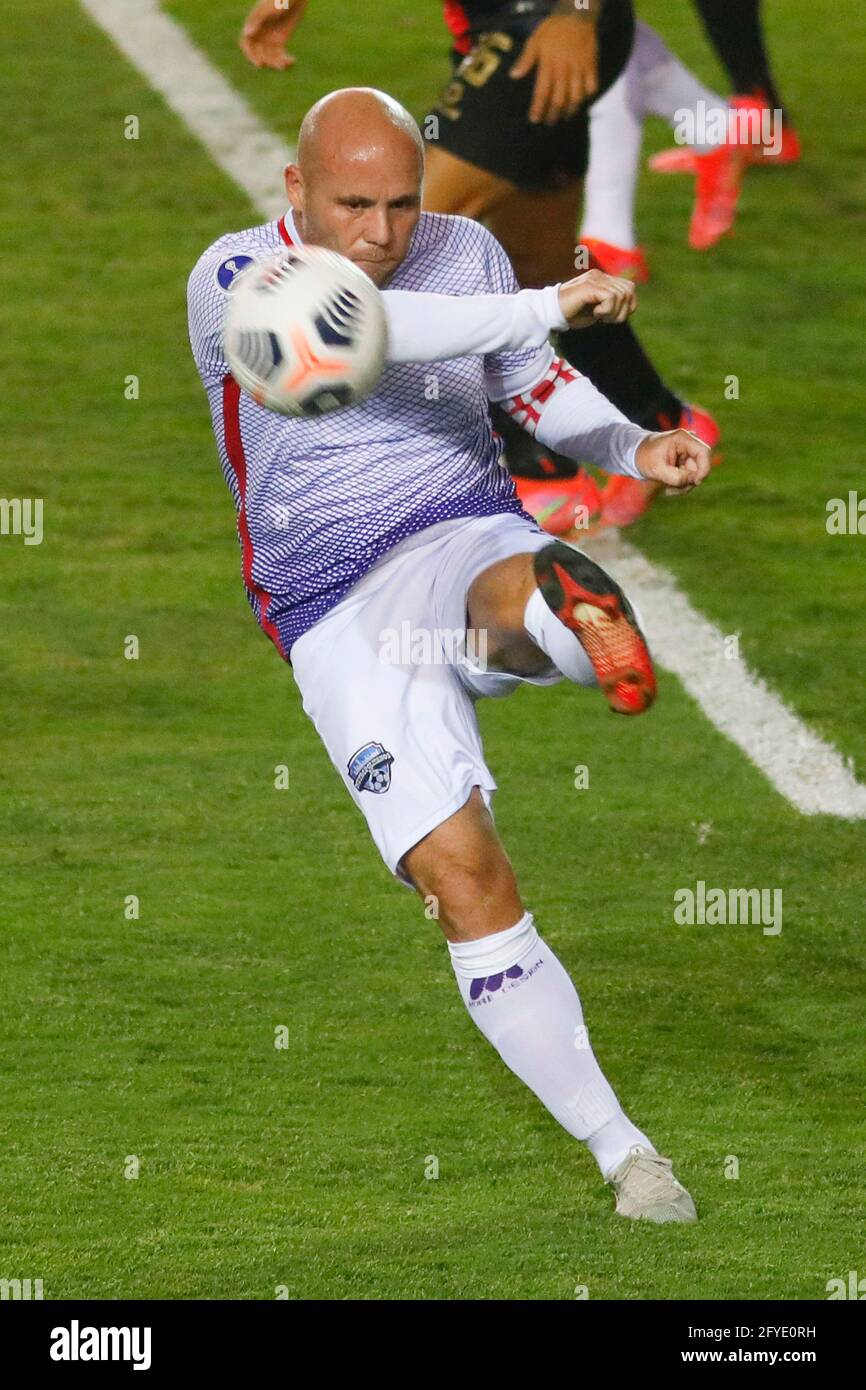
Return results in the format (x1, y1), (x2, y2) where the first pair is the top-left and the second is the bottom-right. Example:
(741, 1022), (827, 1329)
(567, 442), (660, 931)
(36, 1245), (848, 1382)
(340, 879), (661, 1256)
(286, 143), (422, 287)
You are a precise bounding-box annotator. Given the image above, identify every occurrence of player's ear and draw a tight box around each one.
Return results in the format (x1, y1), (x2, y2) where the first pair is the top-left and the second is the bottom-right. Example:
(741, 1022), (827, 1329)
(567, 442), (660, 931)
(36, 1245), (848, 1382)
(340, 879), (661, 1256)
(284, 163), (304, 213)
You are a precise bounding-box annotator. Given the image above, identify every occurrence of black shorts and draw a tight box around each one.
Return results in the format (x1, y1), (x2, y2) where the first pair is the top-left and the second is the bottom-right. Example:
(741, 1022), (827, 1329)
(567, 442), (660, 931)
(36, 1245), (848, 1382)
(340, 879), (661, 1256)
(426, 0), (635, 191)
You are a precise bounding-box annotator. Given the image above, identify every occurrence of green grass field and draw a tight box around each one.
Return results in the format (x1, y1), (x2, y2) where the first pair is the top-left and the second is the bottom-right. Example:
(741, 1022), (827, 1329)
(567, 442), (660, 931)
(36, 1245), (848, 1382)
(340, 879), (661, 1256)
(1, 0), (864, 1300)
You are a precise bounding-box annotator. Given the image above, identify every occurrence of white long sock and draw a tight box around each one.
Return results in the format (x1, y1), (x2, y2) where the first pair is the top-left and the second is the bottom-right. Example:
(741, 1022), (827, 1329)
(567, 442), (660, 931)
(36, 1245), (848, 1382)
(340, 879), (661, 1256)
(582, 70), (643, 249)
(581, 21), (727, 248)
(523, 587), (597, 687)
(448, 913), (654, 1177)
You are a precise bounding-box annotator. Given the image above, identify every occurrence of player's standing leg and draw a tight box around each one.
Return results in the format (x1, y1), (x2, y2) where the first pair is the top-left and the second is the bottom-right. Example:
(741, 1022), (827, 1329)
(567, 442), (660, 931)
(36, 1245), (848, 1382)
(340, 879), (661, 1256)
(402, 789), (696, 1222)
(401, 514), (700, 1224)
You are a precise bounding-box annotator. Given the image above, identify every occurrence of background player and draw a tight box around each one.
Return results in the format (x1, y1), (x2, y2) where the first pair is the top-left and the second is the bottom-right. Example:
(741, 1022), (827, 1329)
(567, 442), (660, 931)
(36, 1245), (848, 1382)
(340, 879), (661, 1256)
(188, 87), (710, 1222)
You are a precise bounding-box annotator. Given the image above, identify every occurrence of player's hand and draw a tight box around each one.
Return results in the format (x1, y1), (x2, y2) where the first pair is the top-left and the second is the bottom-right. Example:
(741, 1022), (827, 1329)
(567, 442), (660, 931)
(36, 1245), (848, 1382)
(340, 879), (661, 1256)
(509, 12), (599, 125)
(239, 0), (309, 70)
(558, 269), (637, 328)
(634, 429), (712, 494)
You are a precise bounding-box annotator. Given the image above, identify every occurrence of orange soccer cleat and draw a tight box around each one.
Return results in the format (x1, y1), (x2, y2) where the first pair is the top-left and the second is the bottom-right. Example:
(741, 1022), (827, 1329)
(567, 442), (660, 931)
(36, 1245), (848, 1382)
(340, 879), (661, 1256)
(734, 93), (801, 166)
(514, 468), (603, 538)
(648, 96), (800, 248)
(687, 139), (749, 250)
(534, 542), (656, 715)
(579, 237), (650, 284)
(648, 146), (700, 176)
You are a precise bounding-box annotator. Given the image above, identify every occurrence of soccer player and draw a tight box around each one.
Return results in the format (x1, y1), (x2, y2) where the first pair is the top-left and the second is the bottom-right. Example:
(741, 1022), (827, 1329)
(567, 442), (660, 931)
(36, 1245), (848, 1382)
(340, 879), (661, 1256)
(239, 0), (720, 534)
(188, 87), (709, 1221)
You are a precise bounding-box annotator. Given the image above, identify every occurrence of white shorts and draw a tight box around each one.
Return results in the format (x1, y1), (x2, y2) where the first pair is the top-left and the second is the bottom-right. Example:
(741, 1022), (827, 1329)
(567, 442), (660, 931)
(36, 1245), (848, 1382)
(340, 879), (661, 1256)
(290, 514), (561, 884)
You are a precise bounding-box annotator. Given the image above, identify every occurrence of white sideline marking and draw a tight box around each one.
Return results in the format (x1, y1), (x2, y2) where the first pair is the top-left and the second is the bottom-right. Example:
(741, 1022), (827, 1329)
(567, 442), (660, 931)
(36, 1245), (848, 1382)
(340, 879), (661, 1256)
(80, 0), (293, 219)
(81, 1), (866, 820)
(587, 531), (866, 819)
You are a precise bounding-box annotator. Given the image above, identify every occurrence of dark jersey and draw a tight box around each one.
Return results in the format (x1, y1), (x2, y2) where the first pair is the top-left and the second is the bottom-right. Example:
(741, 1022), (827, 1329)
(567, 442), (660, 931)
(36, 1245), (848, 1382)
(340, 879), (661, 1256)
(443, 0), (557, 53)
(430, 0), (634, 188)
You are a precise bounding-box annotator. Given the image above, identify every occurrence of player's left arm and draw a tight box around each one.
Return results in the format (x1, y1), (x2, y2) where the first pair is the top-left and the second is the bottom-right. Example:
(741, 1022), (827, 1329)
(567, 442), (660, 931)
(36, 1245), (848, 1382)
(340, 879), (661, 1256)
(489, 359), (712, 490)
(509, 0), (603, 125)
(480, 226), (709, 491)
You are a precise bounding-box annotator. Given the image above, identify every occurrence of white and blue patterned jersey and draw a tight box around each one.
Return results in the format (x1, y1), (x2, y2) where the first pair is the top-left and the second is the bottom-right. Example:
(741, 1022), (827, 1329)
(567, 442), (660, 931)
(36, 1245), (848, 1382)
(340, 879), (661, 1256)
(187, 209), (546, 657)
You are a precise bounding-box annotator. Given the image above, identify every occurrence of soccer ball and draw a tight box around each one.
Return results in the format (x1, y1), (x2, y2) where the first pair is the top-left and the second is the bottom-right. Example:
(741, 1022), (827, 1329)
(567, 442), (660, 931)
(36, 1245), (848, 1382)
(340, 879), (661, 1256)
(223, 246), (388, 416)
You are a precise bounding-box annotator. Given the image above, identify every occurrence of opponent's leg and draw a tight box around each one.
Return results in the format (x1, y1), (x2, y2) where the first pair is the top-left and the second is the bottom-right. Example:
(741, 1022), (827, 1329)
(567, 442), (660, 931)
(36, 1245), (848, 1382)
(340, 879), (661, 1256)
(484, 178), (687, 433)
(423, 21), (719, 528)
(580, 67), (648, 278)
(402, 790), (697, 1220)
(619, 22), (749, 253)
(684, 1), (799, 165)
(692, 0), (784, 112)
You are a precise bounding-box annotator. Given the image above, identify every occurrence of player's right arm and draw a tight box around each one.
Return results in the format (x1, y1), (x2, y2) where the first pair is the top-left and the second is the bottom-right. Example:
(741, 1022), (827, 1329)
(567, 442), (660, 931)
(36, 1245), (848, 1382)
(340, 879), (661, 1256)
(240, 0), (309, 69)
(382, 270), (635, 363)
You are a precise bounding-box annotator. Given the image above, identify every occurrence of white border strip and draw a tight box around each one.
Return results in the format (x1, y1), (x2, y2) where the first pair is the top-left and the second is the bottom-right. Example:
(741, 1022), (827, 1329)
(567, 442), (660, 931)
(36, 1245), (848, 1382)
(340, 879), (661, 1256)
(586, 531), (866, 818)
(81, 0), (866, 819)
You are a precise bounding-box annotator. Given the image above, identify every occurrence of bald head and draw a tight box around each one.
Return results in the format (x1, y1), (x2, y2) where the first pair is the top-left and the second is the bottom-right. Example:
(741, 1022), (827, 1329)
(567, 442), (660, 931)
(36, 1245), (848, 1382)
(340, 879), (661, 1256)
(297, 87), (424, 177)
(285, 88), (424, 287)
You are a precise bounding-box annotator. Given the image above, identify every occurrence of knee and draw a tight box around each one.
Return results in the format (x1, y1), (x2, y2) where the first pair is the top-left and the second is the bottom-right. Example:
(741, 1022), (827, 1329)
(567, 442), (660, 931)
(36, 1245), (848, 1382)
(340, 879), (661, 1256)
(418, 850), (518, 933)
(401, 791), (524, 938)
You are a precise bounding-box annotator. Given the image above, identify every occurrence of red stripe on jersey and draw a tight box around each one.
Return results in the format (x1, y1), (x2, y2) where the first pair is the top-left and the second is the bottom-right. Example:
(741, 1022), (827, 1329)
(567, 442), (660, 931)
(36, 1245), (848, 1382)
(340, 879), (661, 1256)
(222, 375), (287, 659)
(278, 215), (294, 247)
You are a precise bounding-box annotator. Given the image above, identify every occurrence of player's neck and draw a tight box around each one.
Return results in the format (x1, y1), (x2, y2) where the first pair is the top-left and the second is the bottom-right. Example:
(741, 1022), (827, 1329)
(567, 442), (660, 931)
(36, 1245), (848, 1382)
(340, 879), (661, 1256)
(289, 208), (305, 243)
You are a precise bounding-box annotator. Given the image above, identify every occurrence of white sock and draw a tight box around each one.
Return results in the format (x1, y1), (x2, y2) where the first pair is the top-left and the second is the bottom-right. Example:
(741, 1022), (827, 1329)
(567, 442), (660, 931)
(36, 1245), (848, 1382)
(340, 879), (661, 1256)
(582, 69), (643, 249)
(448, 913), (654, 1177)
(523, 587), (597, 687)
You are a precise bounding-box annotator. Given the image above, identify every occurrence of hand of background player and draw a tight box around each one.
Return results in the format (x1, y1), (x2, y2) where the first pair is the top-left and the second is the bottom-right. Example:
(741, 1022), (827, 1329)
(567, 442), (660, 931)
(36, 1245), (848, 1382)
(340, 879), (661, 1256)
(558, 269), (637, 328)
(634, 430), (712, 494)
(510, 11), (599, 125)
(239, 0), (309, 70)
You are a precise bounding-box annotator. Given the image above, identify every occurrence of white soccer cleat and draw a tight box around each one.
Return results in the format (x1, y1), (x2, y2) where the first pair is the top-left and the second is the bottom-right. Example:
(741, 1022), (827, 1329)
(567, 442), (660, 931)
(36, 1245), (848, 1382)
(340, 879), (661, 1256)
(607, 1145), (698, 1224)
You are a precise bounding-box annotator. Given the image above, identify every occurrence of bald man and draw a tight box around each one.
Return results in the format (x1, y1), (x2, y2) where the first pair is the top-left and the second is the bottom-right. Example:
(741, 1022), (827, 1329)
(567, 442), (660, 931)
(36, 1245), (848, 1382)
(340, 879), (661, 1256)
(188, 88), (704, 1223)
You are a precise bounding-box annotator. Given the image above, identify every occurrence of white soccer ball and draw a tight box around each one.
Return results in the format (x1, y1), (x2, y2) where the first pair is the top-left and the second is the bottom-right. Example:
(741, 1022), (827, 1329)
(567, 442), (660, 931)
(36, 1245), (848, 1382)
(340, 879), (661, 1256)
(223, 246), (388, 416)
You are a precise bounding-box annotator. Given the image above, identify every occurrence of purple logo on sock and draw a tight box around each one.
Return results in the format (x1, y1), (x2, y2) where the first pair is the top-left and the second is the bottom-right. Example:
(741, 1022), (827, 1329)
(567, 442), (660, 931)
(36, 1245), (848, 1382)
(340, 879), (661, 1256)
(469, 964), (525, 1002)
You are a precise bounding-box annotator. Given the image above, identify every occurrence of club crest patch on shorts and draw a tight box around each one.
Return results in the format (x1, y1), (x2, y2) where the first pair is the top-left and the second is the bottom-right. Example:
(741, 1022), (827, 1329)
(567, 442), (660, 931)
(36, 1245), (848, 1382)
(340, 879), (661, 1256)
(348, 741), (394, 794)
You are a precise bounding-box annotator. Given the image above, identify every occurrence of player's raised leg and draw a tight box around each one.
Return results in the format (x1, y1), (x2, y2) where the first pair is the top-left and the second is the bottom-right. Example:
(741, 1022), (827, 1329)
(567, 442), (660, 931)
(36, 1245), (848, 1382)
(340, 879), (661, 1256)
(402, 789), (697, 1223)
(468, 544), (656, 715)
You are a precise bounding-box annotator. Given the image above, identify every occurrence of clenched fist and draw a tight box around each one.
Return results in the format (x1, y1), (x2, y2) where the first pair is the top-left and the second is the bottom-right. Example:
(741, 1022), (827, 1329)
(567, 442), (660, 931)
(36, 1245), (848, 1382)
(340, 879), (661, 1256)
(634, 429), (712, 495)
(558, 269), (638, 328)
